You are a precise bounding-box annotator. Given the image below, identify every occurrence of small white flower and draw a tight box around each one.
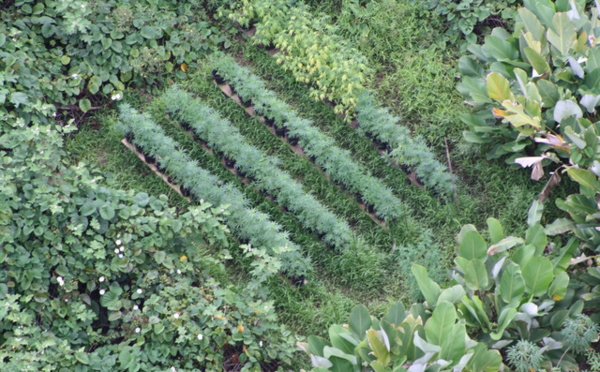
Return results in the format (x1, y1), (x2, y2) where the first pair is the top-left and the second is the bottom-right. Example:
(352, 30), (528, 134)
(80, 4), (85, 8)
(116, 239), (122, 246)
(171, 367), (176, 372)
(176, 269), (181, 275)
(137, 288), (142, 294)
(99, 276), (105, 282)
(259, 341), (263, 347)
(40, 150), (44, 155)
(53, 112), (57, 118)
(264, 305), (269, 310)
(133, 305), (139, 310)
(65, 298), (69, 302)
(71, 73), (78, 79)
(114, 248), (120, 254)
(135, 327), (141, 333)
(99, 289), (106, 295)
(173, 312), (180, 319)
(118, 254), (123, 258)
(197, 334), (203, 340)
(111, 93), (122, 101)
(119, 246), (125, 252)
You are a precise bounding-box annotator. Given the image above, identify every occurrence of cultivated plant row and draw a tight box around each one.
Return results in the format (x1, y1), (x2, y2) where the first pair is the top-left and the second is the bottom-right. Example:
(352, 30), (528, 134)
(225, 1), (453, 195)
(355, 92), (454, 194)
(117, 104), (311, 280)
(162, 86), (354, 250)
(211, 54), (404, 221)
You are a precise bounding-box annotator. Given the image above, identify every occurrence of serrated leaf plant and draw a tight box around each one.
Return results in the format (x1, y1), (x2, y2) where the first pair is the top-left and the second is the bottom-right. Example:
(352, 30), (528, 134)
(209, 53), (404, 221)
(117, 103), (312, 281)
(162, 86), (354, 250)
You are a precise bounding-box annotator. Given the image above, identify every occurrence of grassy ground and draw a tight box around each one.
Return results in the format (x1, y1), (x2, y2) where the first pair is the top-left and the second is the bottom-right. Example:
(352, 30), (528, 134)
(64, 0), (576, 343)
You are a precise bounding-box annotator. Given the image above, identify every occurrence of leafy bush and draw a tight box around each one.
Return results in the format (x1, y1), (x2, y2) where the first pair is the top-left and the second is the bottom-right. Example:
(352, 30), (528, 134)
(117, 104), (312, 281)
(303, 201), (598, 370)
(162, 86), (354, 250)
(210, 53), (404, 221)
(428, 0), (519, 44)
(0, 121), (299, 370)
(457, 0), (600, 251)
(225, 0), (371, 117)
(1, 0), (225, 123)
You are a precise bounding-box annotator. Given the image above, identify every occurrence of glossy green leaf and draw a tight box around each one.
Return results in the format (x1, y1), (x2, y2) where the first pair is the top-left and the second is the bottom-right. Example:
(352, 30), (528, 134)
(411, 264), (441, 307)
(384, 302), (406, 326)
(425, 301), (456, 346)
(486, 217), (504, 244)
(548, 271), (569, 300)
(523, 47), (550, 74)
(349, 305), (371, 340)
(459, 230), (488, 261)
(523, 256), (554, 296)
(546, 12), (576, 55)
(486, 72), (512, 101)
(464, 259), (489, 290)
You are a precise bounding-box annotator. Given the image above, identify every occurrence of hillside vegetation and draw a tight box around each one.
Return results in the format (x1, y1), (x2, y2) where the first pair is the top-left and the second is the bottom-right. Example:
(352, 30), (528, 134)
(2, 0), (599, 370)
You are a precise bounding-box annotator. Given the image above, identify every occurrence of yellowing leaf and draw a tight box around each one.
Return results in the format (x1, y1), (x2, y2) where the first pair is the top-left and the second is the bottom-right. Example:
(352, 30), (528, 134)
(180, 255), (187, 262)
(180, 63), (188, 73)
(486, 72), (512, 102)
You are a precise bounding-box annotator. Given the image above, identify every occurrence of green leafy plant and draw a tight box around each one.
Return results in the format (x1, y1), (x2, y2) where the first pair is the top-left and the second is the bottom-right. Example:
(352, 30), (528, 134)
(507, 340), (545, 372)
(428, 0), (519, 44)
(299, 301), (502, 371)
(226, 0), (371, 118)
(457, 0), (600, 252)
(210, 53), (404, 221)
(162, 86), (354, 250)
(561, 314), (600, 353)
(1, 0), (226, 126)
(0, 121), (299, 370)
(355, 91), (454, 194)
(410, 201), (593, 369)
(117, 103), (312, 281)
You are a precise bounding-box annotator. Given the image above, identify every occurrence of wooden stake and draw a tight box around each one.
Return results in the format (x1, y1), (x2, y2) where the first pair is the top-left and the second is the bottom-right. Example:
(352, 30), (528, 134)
(444, 137), (460, 213)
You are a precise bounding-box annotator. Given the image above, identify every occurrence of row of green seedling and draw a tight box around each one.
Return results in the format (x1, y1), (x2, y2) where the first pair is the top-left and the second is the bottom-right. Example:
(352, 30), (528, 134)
(209, 53), (403, 222)
(162, 86), (354, 251)
(354, 92), (453, 195)
(225, 0), (453, 196)
(117, 104), (311, 283)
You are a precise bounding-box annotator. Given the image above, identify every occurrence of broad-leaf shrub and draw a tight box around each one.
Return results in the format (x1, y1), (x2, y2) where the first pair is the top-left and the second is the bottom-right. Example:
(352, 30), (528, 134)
(118, 104), (312, 281)
(162, 86), (354, 250)
(303, 202), (598, 370)
(428, 0), (519, 44)
(299, 302), (502, 371)
(225, 0), (371, 117)
(211, 54), (404, 221)
(457, 0), (600, 252)
(1, 0), (224, 123)
(0, 122), (298, 370)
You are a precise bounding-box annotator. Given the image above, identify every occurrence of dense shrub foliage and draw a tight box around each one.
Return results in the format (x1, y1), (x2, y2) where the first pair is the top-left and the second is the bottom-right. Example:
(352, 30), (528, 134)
(302, 202), (598, 371)
(1, 0), (225, 123)
(458, 0), (600, 252)
(0, 122), (299, 370)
